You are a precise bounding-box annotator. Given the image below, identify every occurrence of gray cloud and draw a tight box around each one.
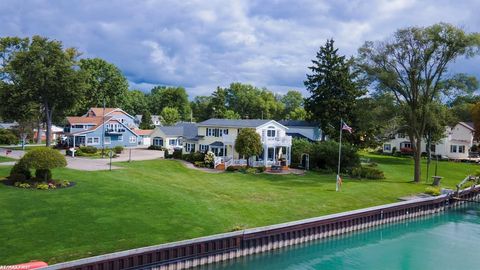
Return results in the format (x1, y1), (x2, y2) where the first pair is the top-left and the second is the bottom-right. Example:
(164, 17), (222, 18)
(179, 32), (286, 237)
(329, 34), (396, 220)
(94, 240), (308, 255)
(1, 0), (479, 97)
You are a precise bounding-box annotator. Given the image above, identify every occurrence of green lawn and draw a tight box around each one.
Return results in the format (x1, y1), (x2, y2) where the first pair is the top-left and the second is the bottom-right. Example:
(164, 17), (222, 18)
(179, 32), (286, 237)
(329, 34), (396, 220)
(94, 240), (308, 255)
(0, 145), (51, 151)
(0, 154), (477, 265)
(0, 156), (16, 163)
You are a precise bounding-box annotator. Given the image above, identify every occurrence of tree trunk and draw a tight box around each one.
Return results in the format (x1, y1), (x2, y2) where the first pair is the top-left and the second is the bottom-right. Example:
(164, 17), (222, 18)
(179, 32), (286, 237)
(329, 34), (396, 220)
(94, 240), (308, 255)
(36, 118), (42, 144)
(413, 138), (422, 183)
(44, 103), (53, 147)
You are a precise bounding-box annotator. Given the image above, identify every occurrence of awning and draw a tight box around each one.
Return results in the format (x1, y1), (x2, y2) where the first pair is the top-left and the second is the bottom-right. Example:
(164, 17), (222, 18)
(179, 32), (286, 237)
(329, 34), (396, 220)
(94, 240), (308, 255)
(210, 141), (224, 147)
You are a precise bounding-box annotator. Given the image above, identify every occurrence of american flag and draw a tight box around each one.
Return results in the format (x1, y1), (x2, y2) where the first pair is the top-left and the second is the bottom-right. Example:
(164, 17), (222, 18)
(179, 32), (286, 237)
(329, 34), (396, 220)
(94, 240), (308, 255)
(342, 122), (353, 133)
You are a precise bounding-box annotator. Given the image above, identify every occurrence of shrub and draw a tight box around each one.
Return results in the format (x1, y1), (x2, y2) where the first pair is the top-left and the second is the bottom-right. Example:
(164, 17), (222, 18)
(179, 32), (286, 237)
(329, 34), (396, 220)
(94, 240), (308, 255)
(256, 166), (266, 173)
(9, 160), (31, 181)
(204, 151), (215, 168)
(17, 182), (31, 189)
(172, 149), (182, 159)
(0, 129), (17, 145)
(79, 146), (97, 154)
(21, 147), (67, 181)
(425, 186), (441, 196)
(35, 182), (50, 190)
(245, 168), (257, 174)
(191, 152), (205, 162)
(59, 180), (71, 188)
(350, 166), (385, 179)
(194, 161), (205, 167)
(35, 169), (52, 181)
(148, 145), (165, 150)
(226, 166), (238, 172)
(114, 146), (124, 154)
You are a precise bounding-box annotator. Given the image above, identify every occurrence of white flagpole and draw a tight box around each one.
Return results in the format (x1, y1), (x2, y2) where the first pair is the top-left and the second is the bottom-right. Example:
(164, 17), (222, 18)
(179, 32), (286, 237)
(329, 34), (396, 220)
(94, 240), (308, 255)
(336, 119), (343, 192)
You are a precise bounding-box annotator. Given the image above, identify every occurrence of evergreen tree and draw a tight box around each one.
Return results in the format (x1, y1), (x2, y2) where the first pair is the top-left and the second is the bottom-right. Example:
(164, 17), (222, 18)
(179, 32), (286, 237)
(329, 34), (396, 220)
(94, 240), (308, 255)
(304, 39), (365, 139)
(139, 111), (154, 129)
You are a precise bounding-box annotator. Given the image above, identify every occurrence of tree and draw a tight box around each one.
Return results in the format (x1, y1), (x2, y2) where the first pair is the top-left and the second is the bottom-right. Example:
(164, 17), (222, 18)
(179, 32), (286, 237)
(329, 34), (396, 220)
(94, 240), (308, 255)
(149, 86), (191, 120)
(209, 87), (227, 118)
(2, 36), (86, 146)
(305, 39), (365, 139)
(22, 147), (67, 181)
(191, 96), (212, 121)
(281, 90), (304, 116)
(234, 128), (262, 166)
(471, 102), (480, 142)
(139, 110), (154, 129)
(223, 110), (241, 119)
(358, 23), (480, 182)
(124, 90), (149, 116)
(287, 107), (308, 120)
(75, 58), (129, 114)
(160, 107), (180, 126)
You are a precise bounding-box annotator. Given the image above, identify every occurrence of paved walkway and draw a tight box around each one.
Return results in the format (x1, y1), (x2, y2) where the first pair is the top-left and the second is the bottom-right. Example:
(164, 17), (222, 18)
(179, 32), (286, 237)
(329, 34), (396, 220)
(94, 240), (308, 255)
(0, 147), (165, 171)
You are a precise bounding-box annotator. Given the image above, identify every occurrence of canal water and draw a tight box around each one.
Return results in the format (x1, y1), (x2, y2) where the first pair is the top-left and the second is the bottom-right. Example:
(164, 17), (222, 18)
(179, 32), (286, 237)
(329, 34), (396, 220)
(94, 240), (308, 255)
(196, 205), (480, 270)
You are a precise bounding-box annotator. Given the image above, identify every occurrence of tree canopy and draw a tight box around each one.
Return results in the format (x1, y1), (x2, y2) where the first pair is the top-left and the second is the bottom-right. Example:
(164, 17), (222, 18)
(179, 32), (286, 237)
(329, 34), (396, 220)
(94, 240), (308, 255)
(160, 107), (180, 126)
(234, 128), (263, 164)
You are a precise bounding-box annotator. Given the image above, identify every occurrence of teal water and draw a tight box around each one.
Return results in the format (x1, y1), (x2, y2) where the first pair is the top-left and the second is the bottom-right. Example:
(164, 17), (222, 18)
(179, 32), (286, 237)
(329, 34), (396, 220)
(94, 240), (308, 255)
(196, 206), (480, 270)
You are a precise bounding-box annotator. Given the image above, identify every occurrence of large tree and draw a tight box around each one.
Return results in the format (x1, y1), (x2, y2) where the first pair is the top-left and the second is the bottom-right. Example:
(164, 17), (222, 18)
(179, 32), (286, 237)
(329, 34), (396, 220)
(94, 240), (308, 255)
(281, 90), (304, 117)
(149, 86), (191, 120)
(358, 23), (480, 182)
(124, 89), (149, 116)
(160, 107), (180, 126)
(1, 36), (86, 146)
(191, 96), (212, 121)
(234, 128), (262, 166)
(305, 39), (365, 139)
(76, 58), (129, 114)
(139, 110), (154, 129)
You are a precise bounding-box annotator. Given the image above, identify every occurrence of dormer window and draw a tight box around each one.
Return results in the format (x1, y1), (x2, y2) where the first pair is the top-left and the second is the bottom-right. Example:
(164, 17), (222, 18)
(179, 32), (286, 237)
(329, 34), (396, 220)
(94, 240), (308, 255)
(267, 126), (276, 137)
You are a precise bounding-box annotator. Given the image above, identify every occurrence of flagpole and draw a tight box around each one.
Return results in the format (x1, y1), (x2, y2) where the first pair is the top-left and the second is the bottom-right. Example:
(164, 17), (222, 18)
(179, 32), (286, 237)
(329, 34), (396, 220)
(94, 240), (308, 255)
(336, 119), (343, 192)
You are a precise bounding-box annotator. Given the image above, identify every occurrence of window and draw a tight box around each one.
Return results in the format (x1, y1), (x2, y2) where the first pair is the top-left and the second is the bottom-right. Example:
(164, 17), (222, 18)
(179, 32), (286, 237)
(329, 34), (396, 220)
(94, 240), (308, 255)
(267, 147), (274, 160)
(83, 125), (89, 130)
(383, 144), (391, 151)
(430, 144), (436, 152)
(87, 137), (99, 145)
(93, 137), (100, 144)
(73, 125), (84, 129)
(211, 147), (224, 156)
(200, 144), (209, 153)
(397, 133), (405, 138)
(129, 136), (137, 143)
(206, 128), (225, 137)
(104, 137), (111, 144)
(223, 129), (229, 135)
(459, 145), (465, 153)
(87, 138), (93, 144)
(186, 143), (196, 153)
(401, 142), (412, 149)
(267, 127), (276, 137)
(118, 135), (123, 141)
(153, 137), (163, 146)
(450, 145), (457, 153)
(169, 139), (177, 145)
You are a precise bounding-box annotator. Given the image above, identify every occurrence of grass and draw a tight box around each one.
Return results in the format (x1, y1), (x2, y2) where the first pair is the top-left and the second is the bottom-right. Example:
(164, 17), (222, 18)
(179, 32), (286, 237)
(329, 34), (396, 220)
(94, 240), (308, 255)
(0, 153), (477, 265)
(0, 156), (15, 163)
(0, 145), (52, 151)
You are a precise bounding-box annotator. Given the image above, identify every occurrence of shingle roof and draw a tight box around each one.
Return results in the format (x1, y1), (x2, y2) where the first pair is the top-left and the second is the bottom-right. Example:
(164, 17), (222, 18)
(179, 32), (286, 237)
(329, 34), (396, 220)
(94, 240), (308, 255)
(134, 129), (154, 136)
(278, 120), (319, 127)
(175, 122), (198, 139)
(198, 118), (271, 128)
(66, 116), (110, 125)
(158, 126), (185, 136)
(462, 122), (475, 130)
(89, 108), (118, 116)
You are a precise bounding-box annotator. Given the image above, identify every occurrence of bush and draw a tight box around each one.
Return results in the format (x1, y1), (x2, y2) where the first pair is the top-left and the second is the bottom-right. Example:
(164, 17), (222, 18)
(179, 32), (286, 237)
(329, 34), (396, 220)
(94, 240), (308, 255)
(35, 182), (50, 190)
(114, 146), (124, 154)
(148, 145), (165, 151)
(226, 166), (238, 172)
(21, 147), (66, 181)
(350, 166), (385, 179)
(35, 169), (52, 181)
(0, 129), (17, 145)
(194, 161), (205, 167)
(245, 168), (257, 174)
(182, 153), (193, 162)
(204, 151), (215, 168)
(425, 186), (441, 196)
(256, 166), (266, 173)
(191, 152), (205, 162)
(9, 160), (31, 180)
(172, 149), (182, 159)
(79, 146), (97, 154)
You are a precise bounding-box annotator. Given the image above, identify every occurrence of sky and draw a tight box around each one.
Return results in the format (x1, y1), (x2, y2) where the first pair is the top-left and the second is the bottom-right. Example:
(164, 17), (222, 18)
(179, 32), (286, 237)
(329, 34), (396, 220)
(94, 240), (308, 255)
(1, 0), (480, 97)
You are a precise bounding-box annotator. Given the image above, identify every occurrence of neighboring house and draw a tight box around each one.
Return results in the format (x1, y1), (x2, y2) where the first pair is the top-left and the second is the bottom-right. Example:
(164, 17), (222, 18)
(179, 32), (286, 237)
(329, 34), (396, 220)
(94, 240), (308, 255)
(0, 122), (18, 129)
(382, 122), (475, 160)
(181, 118), (292, 168)
(135, 129), (154, 146)
(135, 115), (162, 126)
(150, 122), (197, 152)
(34, 125), (64, 142)
(64, 108), (139, 148)
(278, 120), (324, 141)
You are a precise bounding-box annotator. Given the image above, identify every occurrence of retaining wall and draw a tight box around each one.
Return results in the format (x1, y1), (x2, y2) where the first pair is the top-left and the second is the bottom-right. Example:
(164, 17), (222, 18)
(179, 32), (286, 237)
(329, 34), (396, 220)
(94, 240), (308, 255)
(44, 186), (480, 270)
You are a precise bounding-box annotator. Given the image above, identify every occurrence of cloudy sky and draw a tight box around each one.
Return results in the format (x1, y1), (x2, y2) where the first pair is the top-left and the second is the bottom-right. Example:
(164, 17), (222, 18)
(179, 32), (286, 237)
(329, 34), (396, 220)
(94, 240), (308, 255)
(1, 0), (479, 97)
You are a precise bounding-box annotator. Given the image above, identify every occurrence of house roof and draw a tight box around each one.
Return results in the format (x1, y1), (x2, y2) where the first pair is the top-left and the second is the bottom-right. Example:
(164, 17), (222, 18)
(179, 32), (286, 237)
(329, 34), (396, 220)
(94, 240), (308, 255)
(460, 121), (475, 131)
(66, 116), (110, 125)
(134, 129), (154, 136)
(175, 122), (198, 139)
(198, 118), (271, 128)
(279, 120), (319, 127)
(286, 132), (313, 141)
(88, 108), (118, 116)
(158, 126), (185, 136)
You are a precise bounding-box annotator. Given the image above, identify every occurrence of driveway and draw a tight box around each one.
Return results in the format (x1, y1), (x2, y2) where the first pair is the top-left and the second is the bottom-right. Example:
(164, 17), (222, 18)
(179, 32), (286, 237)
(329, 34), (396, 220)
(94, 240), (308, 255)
(0, 147), (164, 171)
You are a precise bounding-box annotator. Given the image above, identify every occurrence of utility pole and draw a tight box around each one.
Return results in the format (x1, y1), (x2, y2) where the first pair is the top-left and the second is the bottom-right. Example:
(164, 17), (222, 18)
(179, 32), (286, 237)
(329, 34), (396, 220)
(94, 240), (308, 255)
(102, 99), (106, 158)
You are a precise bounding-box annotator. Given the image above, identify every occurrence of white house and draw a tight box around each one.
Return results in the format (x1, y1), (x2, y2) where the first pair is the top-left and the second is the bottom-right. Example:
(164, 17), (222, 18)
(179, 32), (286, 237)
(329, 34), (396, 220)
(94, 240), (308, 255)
(278, 120), (324, 141)
(178, 119), (292, 169)
(382, 122), (475, 160)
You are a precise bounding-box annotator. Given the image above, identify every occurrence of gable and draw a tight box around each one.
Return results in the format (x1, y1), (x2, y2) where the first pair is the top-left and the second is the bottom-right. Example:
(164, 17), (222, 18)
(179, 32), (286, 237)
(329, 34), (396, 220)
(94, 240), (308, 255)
(256, 120), (288, 131)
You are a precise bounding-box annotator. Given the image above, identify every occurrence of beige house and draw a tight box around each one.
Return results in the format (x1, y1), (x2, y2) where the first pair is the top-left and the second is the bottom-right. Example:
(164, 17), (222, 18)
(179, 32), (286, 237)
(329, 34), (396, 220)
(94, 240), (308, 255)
(182, 119), (292, 168)
(150, 122), (198, 152)
(382, 122), (475, 160)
